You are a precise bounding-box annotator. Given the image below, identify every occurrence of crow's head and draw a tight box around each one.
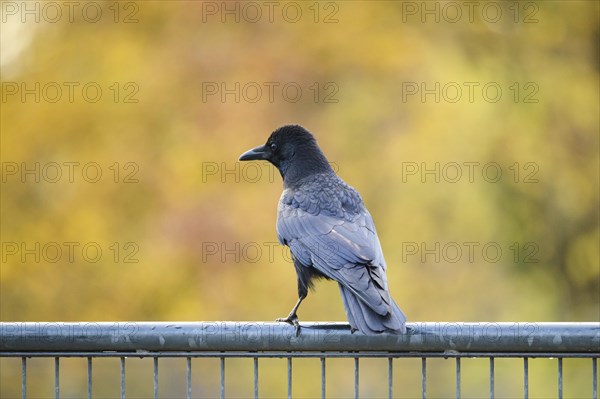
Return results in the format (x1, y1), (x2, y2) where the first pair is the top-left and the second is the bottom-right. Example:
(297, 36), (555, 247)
(239, 125), (332, 184)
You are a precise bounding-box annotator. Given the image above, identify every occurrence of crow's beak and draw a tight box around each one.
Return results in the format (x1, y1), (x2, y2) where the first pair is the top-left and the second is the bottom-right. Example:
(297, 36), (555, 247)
(239, 145), (268, 161)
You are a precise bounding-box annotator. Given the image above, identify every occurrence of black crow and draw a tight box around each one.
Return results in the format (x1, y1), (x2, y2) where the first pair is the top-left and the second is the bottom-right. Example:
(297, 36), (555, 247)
(239, 125), (406, 336)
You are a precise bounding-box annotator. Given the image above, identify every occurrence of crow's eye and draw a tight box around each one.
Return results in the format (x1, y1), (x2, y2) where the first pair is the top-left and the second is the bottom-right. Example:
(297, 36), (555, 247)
(270, 143), (277, 151)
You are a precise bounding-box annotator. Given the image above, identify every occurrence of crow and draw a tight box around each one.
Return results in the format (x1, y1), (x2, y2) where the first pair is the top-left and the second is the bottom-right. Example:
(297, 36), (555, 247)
(239, 125), (406, 336)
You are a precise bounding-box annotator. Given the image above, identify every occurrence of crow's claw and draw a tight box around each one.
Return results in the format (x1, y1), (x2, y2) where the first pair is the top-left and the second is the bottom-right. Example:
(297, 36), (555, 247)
(276, 314), (301, 336)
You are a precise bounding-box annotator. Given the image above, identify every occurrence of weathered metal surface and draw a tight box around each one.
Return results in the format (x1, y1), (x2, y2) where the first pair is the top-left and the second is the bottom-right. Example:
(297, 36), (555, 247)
(1, 322), (598, 353)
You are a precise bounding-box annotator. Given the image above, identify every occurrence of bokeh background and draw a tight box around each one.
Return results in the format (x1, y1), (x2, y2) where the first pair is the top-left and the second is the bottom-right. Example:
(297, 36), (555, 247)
(1, 1), (598, 398)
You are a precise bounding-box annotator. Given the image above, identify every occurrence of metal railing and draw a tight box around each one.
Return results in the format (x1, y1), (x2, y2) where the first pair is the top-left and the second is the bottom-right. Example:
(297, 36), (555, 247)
(1, 322), (598, 399)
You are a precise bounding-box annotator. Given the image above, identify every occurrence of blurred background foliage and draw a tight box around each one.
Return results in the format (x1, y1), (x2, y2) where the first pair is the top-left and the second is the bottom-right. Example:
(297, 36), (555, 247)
(1, 0), (598, 397)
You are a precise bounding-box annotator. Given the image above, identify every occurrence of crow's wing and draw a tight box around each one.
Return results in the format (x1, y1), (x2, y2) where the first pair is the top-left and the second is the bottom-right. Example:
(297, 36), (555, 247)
(277, 187), (392, 316)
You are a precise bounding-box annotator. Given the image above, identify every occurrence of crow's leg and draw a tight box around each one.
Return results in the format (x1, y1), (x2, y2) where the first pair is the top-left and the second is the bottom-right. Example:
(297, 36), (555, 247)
(276, 294), (306, 336)
(276, 266), (310, 336)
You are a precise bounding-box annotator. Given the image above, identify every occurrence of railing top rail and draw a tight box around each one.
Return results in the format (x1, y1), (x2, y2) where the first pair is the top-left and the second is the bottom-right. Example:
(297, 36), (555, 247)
(1, 322), (598, 353)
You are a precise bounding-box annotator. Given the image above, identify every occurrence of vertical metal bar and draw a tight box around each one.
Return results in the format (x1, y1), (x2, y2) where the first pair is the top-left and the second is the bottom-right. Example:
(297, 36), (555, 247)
(489, 357), (494, 399)
(87, 357), (92, 399)
(354, 357), (359, 399)
(120, 357), (125, 399)
(421, 357), (427, 399)
(593, 357), (597, 399)
(523, 357), (529, 399)
(186, 357), (191, 399)
(388, 358), (393, 399)
(558, 358), (563, 399)
(253, 357), (259, 399)
(455, 357), (461, 399)
(153, 357), (158, 399)
(287, 357), (292, 399)
(321, 356), (326, 399)
(21, 357), (26, 399)
(54, 357), (59, 399)
(220, 357), (225, 399)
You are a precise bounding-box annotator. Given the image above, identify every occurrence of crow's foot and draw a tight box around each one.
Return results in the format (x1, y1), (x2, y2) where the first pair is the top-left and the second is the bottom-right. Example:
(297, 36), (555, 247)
(276, 314), (301, 336)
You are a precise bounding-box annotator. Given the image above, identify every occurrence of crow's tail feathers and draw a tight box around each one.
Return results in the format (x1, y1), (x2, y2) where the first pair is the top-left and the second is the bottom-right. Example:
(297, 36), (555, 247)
(339, 284), (407, 335)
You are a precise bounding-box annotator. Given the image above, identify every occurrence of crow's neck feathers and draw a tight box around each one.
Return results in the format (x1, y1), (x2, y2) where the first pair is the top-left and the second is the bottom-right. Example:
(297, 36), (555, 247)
(280, 142), (334, 188)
